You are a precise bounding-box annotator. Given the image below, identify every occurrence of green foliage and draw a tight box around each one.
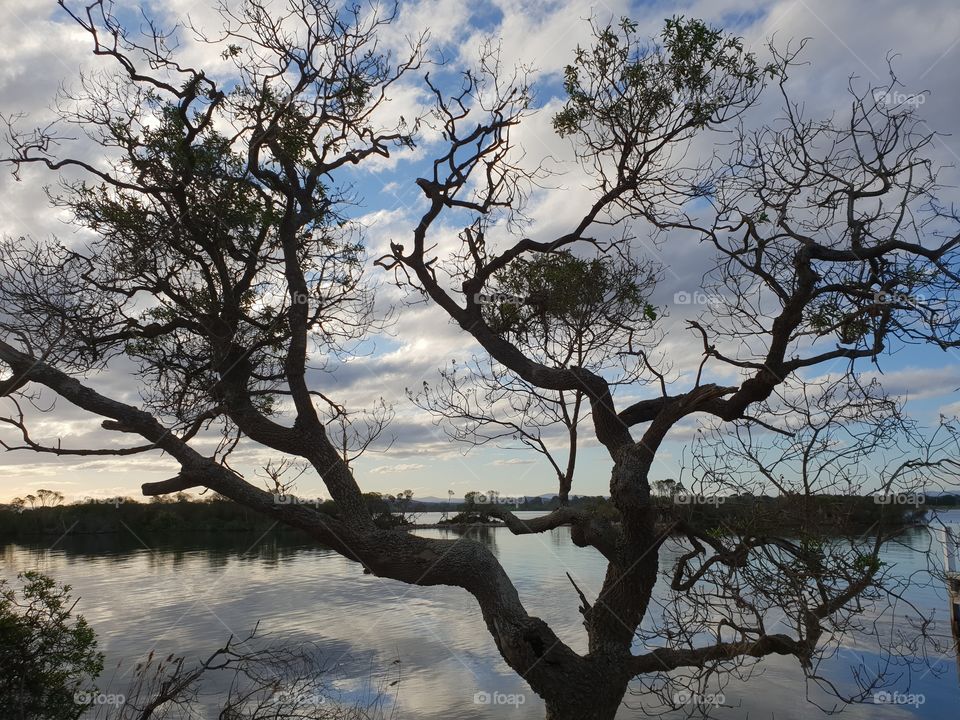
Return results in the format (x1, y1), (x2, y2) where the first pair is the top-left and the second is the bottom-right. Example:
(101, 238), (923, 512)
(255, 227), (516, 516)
(0, 572), (103, 720)
(484, 251), (652, 350)
(55, 84), (366, 426)
(553, 16), (775, 139)
(853, 554), (885, 573)
(807, 298), (871, 344)
(0, 497), (334, 537)
(362, 492), (412, 528)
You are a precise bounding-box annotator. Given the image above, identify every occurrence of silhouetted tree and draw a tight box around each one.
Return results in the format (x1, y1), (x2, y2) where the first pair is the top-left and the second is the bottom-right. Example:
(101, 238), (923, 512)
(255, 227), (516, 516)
(2, 5), (959, 719)
(0, 572), (102, 720)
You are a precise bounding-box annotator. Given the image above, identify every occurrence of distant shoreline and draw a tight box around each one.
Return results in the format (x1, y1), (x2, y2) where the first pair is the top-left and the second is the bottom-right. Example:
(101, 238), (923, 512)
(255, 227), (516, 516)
(0, 494), (948, 541)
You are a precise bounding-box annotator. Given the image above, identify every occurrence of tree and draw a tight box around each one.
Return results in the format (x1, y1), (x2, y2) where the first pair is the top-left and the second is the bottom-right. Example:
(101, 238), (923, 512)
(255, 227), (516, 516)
(411, 250), (658, 504)
(1, 4), (959, 719)
(35, 489), (65, 507)
(463, 491), (486, 509)
(0, 571), (103, 720)
(387, 488), (415, 522)
(651, 478), (678, 497)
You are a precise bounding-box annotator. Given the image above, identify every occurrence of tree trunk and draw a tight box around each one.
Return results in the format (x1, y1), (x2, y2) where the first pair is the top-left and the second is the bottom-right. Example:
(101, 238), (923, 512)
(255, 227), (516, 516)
(540, 664), (628, 720)
(544, 689), (624, 720)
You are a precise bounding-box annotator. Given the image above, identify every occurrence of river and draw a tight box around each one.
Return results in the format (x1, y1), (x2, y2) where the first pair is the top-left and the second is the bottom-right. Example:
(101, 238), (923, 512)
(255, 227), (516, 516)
(2, 510), (959, 718)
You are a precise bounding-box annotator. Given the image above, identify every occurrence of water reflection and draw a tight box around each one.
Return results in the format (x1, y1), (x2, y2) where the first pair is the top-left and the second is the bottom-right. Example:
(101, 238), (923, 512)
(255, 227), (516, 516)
(431, 523), (500, 554)
(0, 511), (957, 718)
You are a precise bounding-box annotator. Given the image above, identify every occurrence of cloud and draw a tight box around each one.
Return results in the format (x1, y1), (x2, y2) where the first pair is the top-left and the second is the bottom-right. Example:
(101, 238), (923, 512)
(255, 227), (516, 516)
(493, 457), (537, 466)
(3, 0), (960, 502)
(369, 463), (427, 474)
(937, 396), (960, 415)
(805, 365), (960, 404)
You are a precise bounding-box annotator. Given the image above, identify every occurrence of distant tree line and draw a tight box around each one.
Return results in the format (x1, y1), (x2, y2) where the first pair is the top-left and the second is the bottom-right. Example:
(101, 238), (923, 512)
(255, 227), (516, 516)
(0, 487), (937, 538)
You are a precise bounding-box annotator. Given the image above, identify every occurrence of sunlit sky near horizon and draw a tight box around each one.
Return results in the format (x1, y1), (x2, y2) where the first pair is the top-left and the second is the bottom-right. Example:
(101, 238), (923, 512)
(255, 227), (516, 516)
(1, 0), (960, 504)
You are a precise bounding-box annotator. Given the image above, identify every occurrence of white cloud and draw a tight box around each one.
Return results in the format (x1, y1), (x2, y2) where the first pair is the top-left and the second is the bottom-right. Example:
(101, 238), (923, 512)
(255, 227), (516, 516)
(369, 463), (427, 474)
(939, 400), (960, 418)
(2, 0), (960, 501)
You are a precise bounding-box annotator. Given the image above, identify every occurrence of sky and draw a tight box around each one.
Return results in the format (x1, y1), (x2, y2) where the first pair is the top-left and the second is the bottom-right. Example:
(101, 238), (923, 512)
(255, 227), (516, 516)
(1, 0), (959, 504)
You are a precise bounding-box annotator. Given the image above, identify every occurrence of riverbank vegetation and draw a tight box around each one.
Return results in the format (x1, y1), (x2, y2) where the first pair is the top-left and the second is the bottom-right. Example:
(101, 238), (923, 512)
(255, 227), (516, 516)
(0, 489), (942, 538)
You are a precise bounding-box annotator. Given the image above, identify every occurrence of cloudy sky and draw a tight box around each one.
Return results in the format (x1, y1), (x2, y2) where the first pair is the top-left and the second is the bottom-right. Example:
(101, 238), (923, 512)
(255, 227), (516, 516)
(1, 0), (959, 504)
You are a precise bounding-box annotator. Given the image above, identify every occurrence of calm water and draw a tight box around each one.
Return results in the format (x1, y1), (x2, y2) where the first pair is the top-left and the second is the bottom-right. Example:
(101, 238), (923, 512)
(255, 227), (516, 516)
(2, 511), (959, 718)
